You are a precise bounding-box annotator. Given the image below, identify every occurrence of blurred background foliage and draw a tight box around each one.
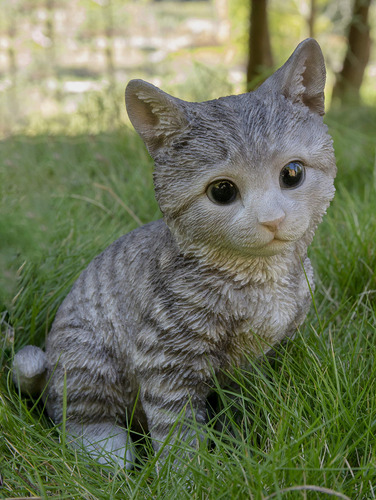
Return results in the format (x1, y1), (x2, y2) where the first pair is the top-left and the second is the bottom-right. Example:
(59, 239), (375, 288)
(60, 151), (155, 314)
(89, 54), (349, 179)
(0, 0), (375, 137)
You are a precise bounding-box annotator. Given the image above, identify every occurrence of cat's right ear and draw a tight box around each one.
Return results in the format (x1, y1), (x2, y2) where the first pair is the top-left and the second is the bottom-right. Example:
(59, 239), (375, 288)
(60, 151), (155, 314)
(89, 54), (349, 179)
(125, 79), (189, 156)
(258, 38), (326, 116)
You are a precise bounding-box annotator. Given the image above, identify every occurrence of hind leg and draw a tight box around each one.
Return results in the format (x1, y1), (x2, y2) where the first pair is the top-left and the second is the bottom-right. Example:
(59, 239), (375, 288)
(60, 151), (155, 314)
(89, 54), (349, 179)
(45, 324), (137, 469)
(66, 422), (135, 469)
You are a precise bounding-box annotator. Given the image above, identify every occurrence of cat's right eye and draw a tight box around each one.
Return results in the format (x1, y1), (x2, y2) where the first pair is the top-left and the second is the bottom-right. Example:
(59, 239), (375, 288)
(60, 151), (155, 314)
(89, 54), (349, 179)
(206, 180), (238, 205)
(279, 161), (305, 189)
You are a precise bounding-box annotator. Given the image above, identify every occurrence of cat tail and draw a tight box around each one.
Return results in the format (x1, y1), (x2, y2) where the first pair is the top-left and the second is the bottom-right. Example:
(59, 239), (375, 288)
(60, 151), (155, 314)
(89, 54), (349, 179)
(12, 345), (47, 396)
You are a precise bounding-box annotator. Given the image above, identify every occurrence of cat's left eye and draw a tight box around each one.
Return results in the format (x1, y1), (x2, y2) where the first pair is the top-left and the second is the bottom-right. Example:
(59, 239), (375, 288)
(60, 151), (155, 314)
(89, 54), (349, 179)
(280, 161), (305, 189)
(206, 180), (238, 205)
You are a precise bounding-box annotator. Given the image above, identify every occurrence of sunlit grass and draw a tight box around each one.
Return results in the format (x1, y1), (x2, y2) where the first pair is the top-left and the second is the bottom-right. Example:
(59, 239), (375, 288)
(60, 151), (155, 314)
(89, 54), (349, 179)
(1, 104), (376, 498)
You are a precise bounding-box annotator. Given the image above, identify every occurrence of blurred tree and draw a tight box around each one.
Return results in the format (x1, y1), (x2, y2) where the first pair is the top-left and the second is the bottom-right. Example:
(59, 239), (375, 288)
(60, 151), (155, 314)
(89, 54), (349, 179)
(246, 0), (273, 90)
(7, 1), (18, 88)
(98, 0), (120, 125)
(332, 0), (372, 105)
(45, 0), (56, 76)
(5, 0), (19, 119)
(308, 0), (316, 38)
(103, 0), (115, 84)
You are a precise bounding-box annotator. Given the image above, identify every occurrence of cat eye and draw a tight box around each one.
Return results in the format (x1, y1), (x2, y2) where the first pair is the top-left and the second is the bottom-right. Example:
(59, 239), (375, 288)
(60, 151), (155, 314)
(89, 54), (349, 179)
(279, 161), (305, 189)
(207, 180), (238, 205)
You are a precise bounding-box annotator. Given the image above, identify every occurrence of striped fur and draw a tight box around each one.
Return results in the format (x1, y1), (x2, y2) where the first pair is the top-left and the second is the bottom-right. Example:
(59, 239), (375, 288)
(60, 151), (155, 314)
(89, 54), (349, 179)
(13, 39), (336, 468)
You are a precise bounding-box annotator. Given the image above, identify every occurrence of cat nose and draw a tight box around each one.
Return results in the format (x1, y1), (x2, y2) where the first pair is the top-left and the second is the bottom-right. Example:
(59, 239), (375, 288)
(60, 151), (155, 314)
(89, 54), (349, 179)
(259, 214), (286, 232)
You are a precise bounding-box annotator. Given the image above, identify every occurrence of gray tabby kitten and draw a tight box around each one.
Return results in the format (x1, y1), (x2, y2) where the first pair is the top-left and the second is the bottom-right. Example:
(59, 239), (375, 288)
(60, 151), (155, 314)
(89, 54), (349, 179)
(13, 39), (336, 468)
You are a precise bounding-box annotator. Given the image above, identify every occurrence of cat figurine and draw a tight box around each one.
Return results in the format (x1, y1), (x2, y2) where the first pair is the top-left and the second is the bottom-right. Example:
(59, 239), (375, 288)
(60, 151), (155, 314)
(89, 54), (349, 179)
(13, 38), (336, 469)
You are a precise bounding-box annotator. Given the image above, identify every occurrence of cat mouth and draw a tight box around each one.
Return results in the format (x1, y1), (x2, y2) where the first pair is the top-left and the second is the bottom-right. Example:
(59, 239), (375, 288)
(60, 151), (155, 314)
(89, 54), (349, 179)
(267, 237), (286, 244)
(264, 236), (292, 248)
(248, 237), (292, 257)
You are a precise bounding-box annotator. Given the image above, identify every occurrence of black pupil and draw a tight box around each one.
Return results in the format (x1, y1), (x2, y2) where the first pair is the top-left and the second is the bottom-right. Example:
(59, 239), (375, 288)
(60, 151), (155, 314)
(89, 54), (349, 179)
(209, 180), (237, 204)
(280, 162), (303, 188)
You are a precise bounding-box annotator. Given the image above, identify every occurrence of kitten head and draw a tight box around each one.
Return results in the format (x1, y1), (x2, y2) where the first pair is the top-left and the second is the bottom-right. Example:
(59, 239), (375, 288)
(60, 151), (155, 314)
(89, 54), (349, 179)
(125, 39), (336, 265)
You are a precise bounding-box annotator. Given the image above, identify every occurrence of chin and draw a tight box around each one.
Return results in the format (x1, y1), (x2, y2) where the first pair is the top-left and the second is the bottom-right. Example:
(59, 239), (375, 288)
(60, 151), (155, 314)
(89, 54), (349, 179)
(242, 239), (295, 258)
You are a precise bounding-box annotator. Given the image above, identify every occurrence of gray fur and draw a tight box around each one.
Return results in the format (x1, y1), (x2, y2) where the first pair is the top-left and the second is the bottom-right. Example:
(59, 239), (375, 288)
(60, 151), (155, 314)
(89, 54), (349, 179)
(13, 39), (336, 468)
(13, 345), (47, 396)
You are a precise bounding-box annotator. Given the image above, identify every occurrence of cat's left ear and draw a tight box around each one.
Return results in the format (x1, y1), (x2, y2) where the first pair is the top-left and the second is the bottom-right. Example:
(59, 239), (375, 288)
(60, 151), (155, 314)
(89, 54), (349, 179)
(259, 38), (326, 116)
(125, 79), (189, 156)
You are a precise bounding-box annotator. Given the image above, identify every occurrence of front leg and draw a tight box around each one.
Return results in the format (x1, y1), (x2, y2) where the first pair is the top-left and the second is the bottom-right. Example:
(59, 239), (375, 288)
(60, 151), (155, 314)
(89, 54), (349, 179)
(140, 370), (209, 463)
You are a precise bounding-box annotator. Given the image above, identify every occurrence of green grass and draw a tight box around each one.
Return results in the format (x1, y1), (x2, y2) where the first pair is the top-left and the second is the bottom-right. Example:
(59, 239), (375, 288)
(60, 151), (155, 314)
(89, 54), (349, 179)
(1, 104), (376, 499)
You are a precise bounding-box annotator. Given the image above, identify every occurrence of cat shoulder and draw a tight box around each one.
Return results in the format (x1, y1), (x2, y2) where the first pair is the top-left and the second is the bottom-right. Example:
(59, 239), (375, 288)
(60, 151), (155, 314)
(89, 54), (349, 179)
(85, 219), (177, 277)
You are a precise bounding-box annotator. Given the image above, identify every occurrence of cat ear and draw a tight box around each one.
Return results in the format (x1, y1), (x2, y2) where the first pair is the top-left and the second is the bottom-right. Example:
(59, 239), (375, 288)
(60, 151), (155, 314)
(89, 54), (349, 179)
(259, 38), (326, 116)
(125, 79), (189, 156)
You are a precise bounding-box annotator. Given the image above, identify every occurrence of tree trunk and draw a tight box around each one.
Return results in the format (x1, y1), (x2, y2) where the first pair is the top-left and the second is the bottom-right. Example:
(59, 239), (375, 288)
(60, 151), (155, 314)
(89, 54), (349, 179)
(45, 0), (56, 75)
(103, 0), (115, 84)
(246, 0), (273, 90)
(332, 0), (372, 105)
(308, 0), (316, 38)
(7, 3), (18, 117)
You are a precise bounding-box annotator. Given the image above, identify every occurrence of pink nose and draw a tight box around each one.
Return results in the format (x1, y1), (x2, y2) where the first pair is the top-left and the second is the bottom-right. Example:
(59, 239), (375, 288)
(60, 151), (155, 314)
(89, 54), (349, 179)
(259, 214), (285, 232)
